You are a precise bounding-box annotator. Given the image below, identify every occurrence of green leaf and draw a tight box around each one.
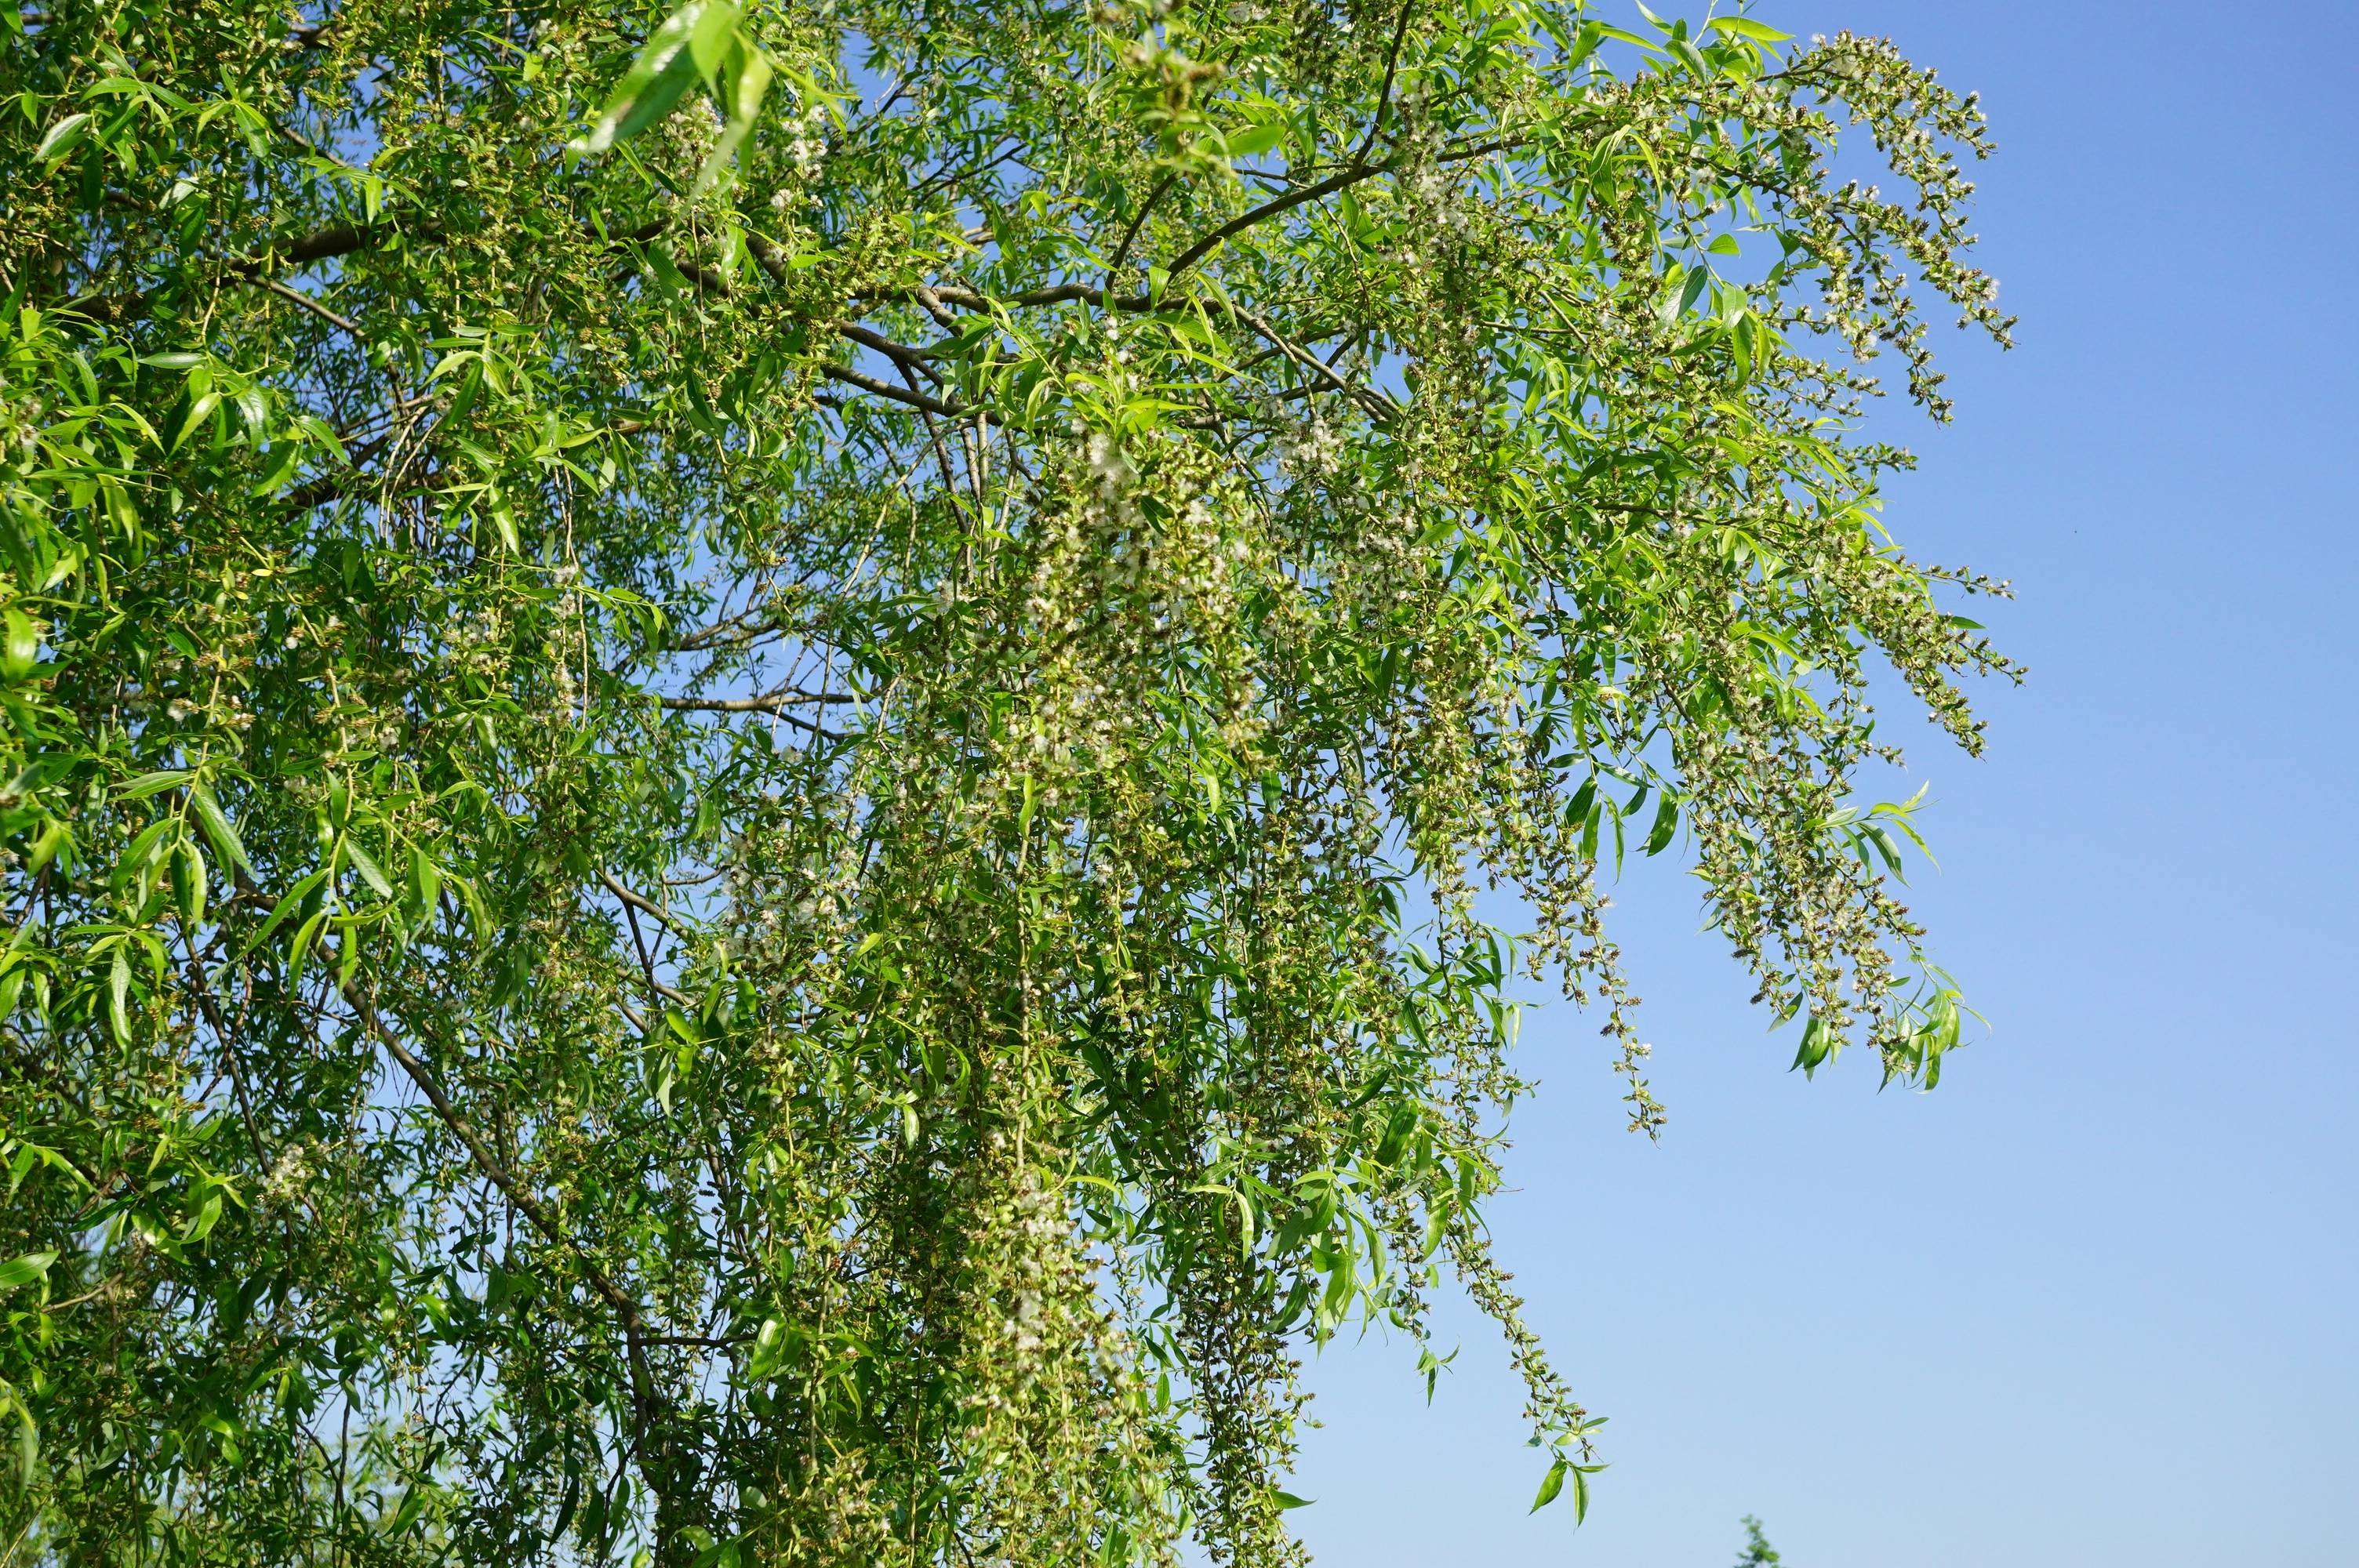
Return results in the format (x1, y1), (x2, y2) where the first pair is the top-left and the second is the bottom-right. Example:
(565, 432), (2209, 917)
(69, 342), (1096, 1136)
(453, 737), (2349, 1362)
(107, 945), (133, 1042)
(119, 770), (195, 800)
(173, 390), (221, 452)
(1591, 22), (1665, 54)
(173, 840), (209, 927)
(456, 873), (495, 953)
(1223, 122), (1286, 159)
(408, 848), (443, 919)
(1678, 265), (1710, 316)
(1791, 1016), (1837, 1077)
(696, 35), (774, 193)
(383, 1485), (428, 1539)
(1531, 1455), (1568, 1512)
(111, 817), (176, 889)
(6, 1394), (35, 1497)
(286, 908), (330, 993)
(246, 869), (329, 954)
(571, 0), (736, 157)
(1271, 1489), (1314, 1510)
(686, 0), (741, 78)
(35, 111), (92, 165)
(187, 779), (253, 875)
(0, 1252), (56, 1292)
(1706, 16), (1794, 43)
(1643, 793), (1678, 855)
(0, 610), (39, 681)
(343, 835), (394, 898)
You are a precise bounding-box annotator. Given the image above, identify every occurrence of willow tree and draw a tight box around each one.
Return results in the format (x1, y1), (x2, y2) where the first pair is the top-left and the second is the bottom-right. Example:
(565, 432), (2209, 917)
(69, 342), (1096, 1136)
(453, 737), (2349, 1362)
(0, 0), (2014, 1561)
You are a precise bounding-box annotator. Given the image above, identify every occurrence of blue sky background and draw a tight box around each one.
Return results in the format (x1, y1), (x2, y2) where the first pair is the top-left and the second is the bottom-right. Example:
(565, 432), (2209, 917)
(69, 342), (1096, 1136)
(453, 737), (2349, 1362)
(1283, 2), (2359, 1563)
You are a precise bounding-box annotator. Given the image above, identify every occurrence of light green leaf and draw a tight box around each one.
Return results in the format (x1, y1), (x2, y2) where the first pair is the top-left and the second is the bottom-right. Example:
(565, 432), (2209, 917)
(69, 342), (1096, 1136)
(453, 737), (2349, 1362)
(187, 779), (253, 875)
(1223, 122), (1286, 159)
(686, 0), (741, 78)
(343, 836), (394, 899)
(1531, 1455), (1568, 1512)
(0, 610), (39, 681)
(571, 0), (734, 157)
(0, 1252), (56, 1292)
(107, 945), (133, 1043)
(119, 770), (195, 800)
(1706, 16), (1794, 44)
(35, 112), (92, 164)
(173, 840), (209, 927)
(173, 390), (221, 452)
(696, 36), (774, 193)
(245, 869), (329, 954)
(286, 908), (330, 993)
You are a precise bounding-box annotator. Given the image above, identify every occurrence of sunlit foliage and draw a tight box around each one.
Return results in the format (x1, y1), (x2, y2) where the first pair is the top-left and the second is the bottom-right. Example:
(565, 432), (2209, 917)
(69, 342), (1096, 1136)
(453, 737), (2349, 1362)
(0, 0), (2012, 1562)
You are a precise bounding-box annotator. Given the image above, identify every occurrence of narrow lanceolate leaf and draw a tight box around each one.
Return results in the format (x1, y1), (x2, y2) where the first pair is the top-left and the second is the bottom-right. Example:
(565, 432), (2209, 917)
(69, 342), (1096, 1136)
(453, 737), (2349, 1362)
(0, 1252), (57, 1291)
(107, 946), (133, 1043)
(1531, 1456), (1569, 1512)
(0, 610), (39, 681)
(570, 0), (736, 156)
(342, 835), (394, 899)
(1706, 16), (1794, 43)
(35, 111), (92, 163)
(186, 779), (253, 875)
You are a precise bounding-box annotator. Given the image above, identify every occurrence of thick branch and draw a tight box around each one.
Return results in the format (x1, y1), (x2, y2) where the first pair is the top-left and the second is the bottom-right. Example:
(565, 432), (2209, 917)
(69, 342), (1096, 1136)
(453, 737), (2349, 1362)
(60, 221), (423, 323)
(253, 274), (362, 336)
(820, 361), (964, 418)
(833, 319), (946, 381)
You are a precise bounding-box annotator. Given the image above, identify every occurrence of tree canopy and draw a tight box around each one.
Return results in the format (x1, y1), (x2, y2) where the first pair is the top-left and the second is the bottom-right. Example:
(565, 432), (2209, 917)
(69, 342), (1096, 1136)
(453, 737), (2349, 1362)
(0, 0), (2013, 1563)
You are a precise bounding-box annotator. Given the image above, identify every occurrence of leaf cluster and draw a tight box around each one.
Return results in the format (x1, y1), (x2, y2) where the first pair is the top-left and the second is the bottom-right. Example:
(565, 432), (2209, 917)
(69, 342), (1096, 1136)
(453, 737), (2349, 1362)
(0, 0), (2012, 1563)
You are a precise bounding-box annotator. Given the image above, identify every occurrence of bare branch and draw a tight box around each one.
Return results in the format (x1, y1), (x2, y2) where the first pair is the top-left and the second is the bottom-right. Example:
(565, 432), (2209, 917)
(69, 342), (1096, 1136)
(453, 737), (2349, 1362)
(820, 361), (965, 418)
(253, 274), (362, 336)
(658, 686), (852, 713)
(1161, 163), (1390, 281)
(598, 869), (694, 942)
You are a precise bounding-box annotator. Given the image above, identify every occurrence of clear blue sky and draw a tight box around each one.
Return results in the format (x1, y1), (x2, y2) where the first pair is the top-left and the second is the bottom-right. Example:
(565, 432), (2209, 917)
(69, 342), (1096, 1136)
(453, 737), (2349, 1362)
(1285, 2), (2359, 1564)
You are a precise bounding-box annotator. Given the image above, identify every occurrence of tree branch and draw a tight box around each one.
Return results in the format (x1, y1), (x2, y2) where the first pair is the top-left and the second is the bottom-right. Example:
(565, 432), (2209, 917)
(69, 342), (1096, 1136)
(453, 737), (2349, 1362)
(1161, 162), (1390, 281)
(820, 361), (965, 418)
(1107, 171), (1180, 284)
(253, 274), (362, 336)
(344, 985), (674, 1467)
(833, 320), (946, 382)
(59, 221), (427, 323)
(598, 869), (694, 942)
(657, 686), (852, 713)
(1354, 0), (1419, 165)
(1231, 304), (1396, 419)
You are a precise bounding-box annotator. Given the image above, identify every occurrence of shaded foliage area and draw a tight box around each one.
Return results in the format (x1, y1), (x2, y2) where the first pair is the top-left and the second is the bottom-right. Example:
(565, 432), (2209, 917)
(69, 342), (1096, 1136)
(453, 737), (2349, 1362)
(0, 0), (2010, 1562)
